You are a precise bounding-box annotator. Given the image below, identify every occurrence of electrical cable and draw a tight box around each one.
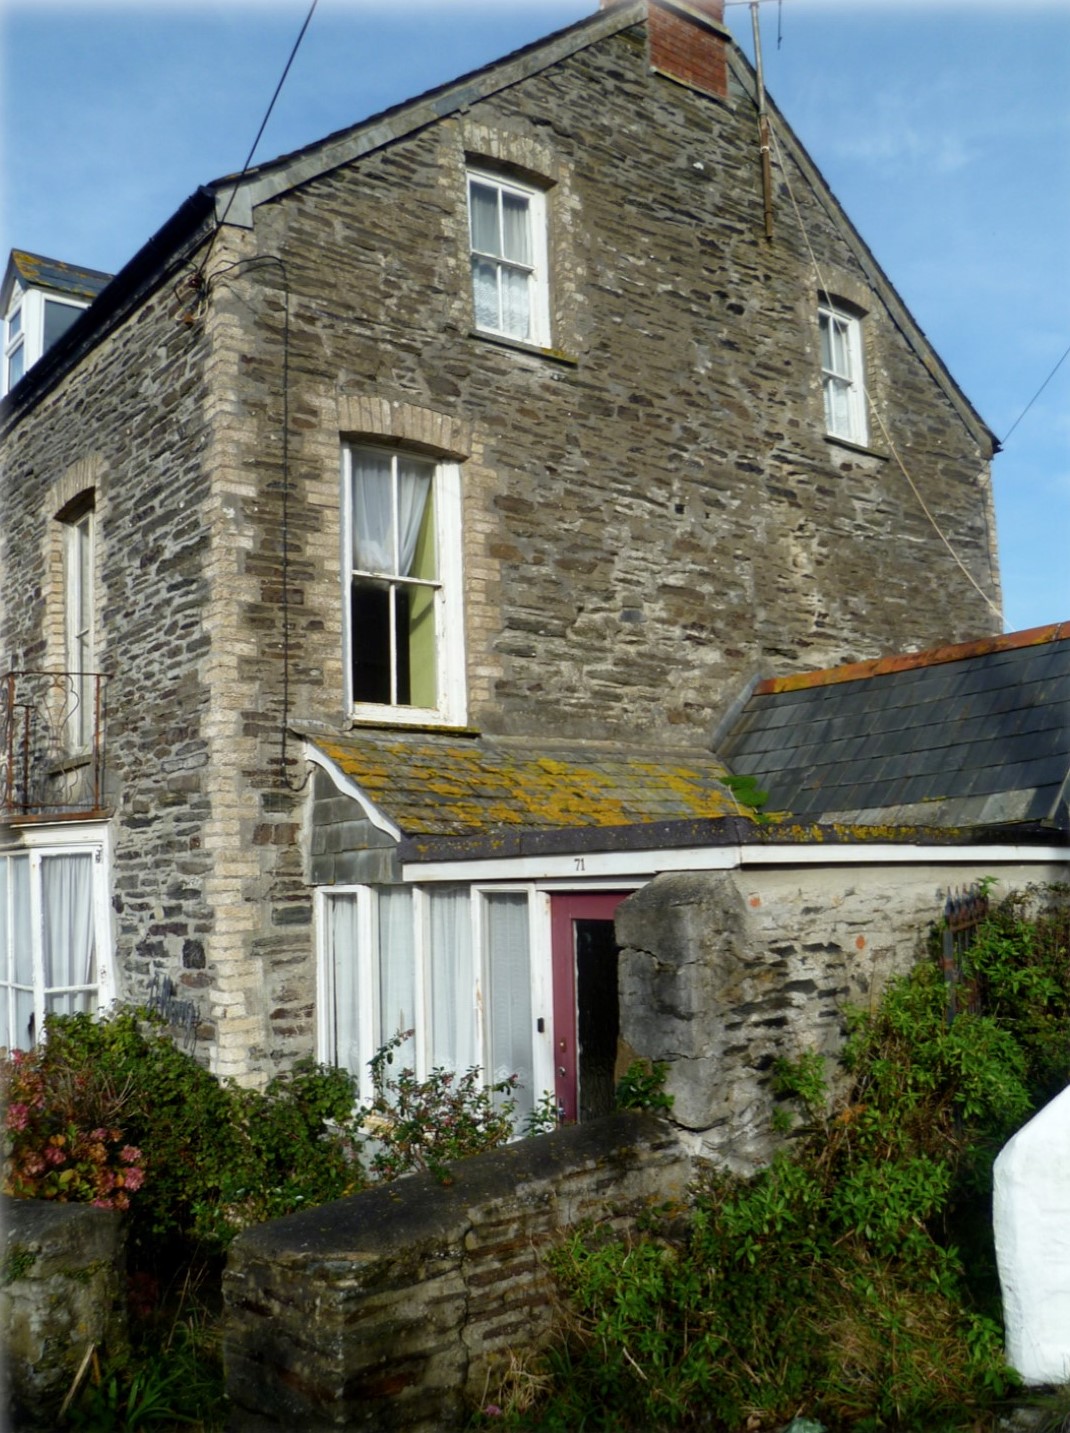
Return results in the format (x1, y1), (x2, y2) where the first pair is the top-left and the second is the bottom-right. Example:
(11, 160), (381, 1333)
(766, 122), (1003, 625)
(199, 253), (309, 795)
(1001, 339), (1070, 447)
(196, 0), (319, 284)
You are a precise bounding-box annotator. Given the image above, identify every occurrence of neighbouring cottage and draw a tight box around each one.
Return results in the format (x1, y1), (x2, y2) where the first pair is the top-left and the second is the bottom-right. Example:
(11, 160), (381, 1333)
(1, 0), (1065, 1160)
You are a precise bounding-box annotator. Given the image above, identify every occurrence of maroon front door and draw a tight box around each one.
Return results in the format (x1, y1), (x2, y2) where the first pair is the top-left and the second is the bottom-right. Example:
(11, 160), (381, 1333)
(550, 892), (628, 1123)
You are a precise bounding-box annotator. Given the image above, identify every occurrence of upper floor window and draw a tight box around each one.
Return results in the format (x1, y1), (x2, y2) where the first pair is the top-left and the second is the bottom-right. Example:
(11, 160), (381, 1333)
(344, 445), (466, 725)
(62, 498), (95, 750)
(819, 301), (867, 446)
(467, 170), (550, 347)
(2, 290), (88, 397)
(1, 249), (111, 398)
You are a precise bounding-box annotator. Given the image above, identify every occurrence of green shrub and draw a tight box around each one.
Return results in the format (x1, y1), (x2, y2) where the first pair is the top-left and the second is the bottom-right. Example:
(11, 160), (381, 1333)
(360, 1030), (520, 1184)
(2, 1008), (364, 1253)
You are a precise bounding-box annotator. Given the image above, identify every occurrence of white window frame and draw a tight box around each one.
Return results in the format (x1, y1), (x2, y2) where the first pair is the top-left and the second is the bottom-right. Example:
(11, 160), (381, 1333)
(0, 825), (114, 1050)
(467, 168), (551, 348)
(819, 302), (868, 446)
(1, 285), (89, 397)
(63, 503), (96, 751)
(316, 883), (552, 1119)
(342, 445), (466, 727)
(4, 289), (25, 394)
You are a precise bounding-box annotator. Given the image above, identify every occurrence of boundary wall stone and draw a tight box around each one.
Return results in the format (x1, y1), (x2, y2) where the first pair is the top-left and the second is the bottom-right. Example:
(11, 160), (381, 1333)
(617, 863), (1069, 1171)
(223, 1112), (689, 1431)
(2, 1197), (127, 1431)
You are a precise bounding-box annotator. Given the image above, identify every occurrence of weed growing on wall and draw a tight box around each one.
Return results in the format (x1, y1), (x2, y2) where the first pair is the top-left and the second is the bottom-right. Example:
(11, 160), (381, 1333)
(481, 887), (1070, 1432)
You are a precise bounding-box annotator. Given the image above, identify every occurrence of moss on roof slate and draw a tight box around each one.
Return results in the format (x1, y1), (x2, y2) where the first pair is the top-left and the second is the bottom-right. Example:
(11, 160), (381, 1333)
(311, 730), (738, 837)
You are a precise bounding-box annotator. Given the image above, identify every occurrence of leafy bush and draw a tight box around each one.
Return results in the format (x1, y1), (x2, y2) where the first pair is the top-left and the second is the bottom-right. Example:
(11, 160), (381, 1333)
(2, 1010), (546, 1248)
(2, 1008), (363, 1253)
(3, 1046), (145, 1209)
(360, 1030), (520, 1184)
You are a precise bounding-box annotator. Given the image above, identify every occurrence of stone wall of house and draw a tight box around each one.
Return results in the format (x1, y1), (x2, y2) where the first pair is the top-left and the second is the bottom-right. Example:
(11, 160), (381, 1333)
(235, 12), (1000, 756)
(0, 254), (223, 1047)
(1, 6), (1003, 1084)
(616, 861), (1066, 1171)
(200, 8), (1000, 1075)
(223, 1112), (689, 1431)
(2, 1197), (127, 1431)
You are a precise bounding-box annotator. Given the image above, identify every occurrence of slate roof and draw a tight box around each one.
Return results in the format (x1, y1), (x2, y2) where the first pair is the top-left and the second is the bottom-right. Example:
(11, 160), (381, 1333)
(305, 727), (742, 839)
(4, 250), (112, 305)
(720, 623), (1070, 835)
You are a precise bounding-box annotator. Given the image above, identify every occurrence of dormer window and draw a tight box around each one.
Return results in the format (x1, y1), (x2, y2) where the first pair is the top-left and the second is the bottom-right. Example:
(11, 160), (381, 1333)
(1, 251), (112, 398)
(5, 300), (25, 390)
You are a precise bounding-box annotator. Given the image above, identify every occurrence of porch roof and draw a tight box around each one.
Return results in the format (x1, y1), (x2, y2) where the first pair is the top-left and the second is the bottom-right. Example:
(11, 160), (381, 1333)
(720, 622), (1070, 835)
(305, 728), (743, 838)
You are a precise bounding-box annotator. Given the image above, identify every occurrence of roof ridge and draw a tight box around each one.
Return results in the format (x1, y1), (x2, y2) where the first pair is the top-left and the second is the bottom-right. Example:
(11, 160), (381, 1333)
(755, 621), (1070, 695)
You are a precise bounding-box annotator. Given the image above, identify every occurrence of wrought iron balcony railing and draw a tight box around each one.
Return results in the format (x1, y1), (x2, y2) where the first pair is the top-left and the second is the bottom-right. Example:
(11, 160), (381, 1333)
(1, 671), (108, 819)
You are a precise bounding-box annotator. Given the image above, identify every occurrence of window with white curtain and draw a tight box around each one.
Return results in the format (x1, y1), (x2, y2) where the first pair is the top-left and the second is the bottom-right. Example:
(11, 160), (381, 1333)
(343, 445), (466, 725)
(321, 884), (538, 1124)
(467, 170), (549, 346)
(0, 841), (110, 1050)
(819, 302), (867, 445)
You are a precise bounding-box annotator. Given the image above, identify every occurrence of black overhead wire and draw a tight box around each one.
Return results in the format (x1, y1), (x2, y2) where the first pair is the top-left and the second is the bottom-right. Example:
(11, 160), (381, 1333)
(1001, 340), (1070, 447)
(202, 253), (308, 795)
(195, 0), (319, 287)
(184, 0), (318, 793)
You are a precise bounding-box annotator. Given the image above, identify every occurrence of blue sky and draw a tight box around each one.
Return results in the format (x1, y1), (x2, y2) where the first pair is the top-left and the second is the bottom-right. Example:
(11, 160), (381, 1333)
(2, 0), (1067, 634)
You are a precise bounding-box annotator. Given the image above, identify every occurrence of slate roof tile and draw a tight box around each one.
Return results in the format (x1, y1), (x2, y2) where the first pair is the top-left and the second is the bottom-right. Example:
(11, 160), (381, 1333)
(720, 623), (1070, 834)
(304, 728), (740, 838)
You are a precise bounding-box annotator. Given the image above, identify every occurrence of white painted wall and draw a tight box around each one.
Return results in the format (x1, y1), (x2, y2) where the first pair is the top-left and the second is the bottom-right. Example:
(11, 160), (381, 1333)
(994, 1085), (1070, 1385)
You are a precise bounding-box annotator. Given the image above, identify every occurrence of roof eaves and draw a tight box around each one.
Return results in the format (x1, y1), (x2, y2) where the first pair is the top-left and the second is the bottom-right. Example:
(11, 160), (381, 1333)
(399, 813), (756, 864)
(208, 2), (648, 226)
(754, 622), (1070, 696)
(756, 817), (1068, 846)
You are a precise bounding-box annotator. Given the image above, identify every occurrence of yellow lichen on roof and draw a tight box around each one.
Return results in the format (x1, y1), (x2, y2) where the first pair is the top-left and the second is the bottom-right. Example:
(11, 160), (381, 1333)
(312, 733), (737, 837)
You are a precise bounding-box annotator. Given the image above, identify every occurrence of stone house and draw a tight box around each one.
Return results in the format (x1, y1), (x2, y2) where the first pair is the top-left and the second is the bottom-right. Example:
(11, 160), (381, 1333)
(1, 0), (1063, 1160)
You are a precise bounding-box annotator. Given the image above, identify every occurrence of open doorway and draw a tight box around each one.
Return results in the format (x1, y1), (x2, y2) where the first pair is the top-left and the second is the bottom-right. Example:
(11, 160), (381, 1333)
(549, 892), (628, 1123)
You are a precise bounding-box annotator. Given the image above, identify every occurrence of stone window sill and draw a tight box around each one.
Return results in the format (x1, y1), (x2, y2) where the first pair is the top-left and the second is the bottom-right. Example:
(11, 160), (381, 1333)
(469, 330), (579, 367)
(824, 434), (889, 462)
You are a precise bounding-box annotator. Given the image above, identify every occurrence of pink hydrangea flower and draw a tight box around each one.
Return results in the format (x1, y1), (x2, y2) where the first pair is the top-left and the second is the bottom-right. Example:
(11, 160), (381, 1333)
(5, 1102), (29, 1131)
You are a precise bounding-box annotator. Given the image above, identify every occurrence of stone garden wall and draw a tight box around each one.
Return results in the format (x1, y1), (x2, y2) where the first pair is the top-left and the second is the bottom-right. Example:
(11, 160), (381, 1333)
(617, 862), (1068, 1171)
(2, 1197), (127, 1431)
(223, 1112), (689, 1431)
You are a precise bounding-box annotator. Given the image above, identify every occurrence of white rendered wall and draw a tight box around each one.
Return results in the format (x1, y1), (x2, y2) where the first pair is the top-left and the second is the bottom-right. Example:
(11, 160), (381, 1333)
(994, 1085), (1070, 1385)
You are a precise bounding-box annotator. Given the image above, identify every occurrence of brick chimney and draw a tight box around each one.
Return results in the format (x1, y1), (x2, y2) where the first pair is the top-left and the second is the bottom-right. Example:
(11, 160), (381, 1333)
(602, 0), (728, 100)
